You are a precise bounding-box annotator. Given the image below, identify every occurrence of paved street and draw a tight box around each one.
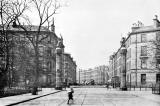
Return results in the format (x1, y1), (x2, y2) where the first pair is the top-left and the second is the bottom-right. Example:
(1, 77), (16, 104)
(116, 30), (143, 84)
(14, 87), (160, 106)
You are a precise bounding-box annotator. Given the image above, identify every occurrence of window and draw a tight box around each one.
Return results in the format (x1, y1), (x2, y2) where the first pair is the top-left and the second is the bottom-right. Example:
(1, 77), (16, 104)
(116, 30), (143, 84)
(39, 46), (44, 56)
(118, 60), (121, 66)
(156, 74), (160, 83)
(47, 62), (51, 71)
(129, 61), (131, 70)
(126, 62), (129, 71)
(47, 48), (52, 56)
(141, 74), (146, 84)
(156, 59), (160, 68)
(126, 48), (131, 59)
(141, 59), (147, 69)
(126, 61), (131, 71)
(156, 32), (160, 41)
(141, 46), (147, 56)
(156, 49), (160, 55)
(127, 49), (129, 59)
(127, 74), (129, 82)
(141, 34), (147, 42)
(126, 39), (130, 48)
(47, 75), (51, 83)
(129, 48), (131, 58)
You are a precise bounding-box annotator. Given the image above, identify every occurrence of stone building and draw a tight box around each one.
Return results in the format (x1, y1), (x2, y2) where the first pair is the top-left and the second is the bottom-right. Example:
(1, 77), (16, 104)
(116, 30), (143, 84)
(109, 16), (160, 87)
(0, 20), (61, 88)
(93, 66), (109, 84)
(79, 69), (92, 84)
(79, 65), (109, 85)
(63, 53), (77, 86)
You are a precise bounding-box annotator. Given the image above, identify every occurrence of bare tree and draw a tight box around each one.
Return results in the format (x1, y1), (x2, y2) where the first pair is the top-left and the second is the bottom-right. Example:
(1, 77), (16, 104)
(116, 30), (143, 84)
(11, 35), (34, 87)
(0, 0), (29, 91)
(15, 0), (63, 95)
(0, 0), (64, 95)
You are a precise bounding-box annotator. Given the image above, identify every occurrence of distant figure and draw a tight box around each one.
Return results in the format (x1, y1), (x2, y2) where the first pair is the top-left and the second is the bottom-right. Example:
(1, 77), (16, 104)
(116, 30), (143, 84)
(67, 87), (74, 104)
(106, 84), (109, 89)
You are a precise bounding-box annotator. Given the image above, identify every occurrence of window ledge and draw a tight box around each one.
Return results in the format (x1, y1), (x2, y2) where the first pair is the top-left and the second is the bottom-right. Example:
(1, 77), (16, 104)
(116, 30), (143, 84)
(140, 55), (148, 59)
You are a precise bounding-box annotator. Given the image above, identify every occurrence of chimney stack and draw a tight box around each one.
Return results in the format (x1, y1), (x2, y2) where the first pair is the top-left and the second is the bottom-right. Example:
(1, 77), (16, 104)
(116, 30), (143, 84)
(153, 15), (160, 28)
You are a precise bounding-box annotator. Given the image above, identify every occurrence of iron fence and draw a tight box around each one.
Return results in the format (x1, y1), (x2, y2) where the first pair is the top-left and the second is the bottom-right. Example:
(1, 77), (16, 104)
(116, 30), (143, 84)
(152, 83), (160, 94)
(0, 86), (42, 97)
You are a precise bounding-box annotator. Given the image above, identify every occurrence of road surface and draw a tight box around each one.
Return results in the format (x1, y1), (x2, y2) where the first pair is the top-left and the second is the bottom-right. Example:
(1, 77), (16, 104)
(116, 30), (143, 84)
(16, 87), (160, 106)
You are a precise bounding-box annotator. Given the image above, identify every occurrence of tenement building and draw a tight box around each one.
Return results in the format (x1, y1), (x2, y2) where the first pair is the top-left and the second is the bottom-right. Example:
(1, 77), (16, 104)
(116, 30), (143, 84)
(0, 19), (76, 88)
(63, 53), (77, 86)
(109, 16), (160, 87)
(0, 20), (60, 87)
(79, 65), (109, 85)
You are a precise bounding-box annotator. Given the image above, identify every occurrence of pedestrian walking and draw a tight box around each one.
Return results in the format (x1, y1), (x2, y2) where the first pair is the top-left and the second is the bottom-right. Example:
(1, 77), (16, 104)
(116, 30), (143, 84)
(67, 87), (74, 104)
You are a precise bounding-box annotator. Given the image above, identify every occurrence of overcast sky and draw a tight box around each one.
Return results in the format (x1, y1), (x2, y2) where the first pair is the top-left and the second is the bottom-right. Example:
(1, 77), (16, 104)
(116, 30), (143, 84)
(54, 0), (160, 69)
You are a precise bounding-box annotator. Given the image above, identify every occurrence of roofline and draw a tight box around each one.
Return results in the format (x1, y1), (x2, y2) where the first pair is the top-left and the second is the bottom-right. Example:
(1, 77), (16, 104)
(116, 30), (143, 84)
(0, 29), (58, 39)
(130, 28), (160, 35)
(111, 27), (160, 58)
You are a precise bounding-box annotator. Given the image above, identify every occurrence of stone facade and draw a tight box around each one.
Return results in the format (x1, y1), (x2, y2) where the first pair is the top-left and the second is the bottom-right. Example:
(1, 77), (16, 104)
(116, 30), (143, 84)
(0, 20), (66, 88)
(79, 65), (109, 85)
(63, 53), (77, 86)
(109, 16), (160, 87)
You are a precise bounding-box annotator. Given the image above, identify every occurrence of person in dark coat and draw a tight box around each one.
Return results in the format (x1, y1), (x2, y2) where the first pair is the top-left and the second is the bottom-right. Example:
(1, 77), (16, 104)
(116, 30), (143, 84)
(67, 87), (74, 104)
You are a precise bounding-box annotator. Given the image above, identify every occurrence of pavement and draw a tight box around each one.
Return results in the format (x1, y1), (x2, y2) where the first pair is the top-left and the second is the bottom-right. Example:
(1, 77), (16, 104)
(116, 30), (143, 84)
(0, 88), (62, 106)
(127, 90), (160, 103)
(0, 87), (160, 106)
(108, 88), (160, 104)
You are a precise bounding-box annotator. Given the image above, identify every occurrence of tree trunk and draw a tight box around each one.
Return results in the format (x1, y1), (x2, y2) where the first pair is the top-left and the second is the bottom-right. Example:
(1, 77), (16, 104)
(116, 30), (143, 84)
(32, 43), (39, 95)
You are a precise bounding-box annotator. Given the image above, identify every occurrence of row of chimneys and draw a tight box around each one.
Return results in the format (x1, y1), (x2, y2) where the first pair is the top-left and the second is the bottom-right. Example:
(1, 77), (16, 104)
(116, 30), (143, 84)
(110, 15), (160, 61)
(132, 15), (160, 31)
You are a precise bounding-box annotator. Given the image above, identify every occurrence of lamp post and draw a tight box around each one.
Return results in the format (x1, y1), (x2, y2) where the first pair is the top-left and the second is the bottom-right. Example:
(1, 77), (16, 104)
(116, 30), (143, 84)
(120, 37), (127, 91)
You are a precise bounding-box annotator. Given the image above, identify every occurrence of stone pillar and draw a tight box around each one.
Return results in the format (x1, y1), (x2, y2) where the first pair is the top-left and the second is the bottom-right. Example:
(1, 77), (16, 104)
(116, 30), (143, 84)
(120, 46), (127, 91)
(55, 39), (64, 90)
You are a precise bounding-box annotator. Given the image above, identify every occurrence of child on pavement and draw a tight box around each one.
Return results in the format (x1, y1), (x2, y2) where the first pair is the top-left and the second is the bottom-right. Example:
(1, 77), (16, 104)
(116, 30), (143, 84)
(67, 87), (74, 104)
